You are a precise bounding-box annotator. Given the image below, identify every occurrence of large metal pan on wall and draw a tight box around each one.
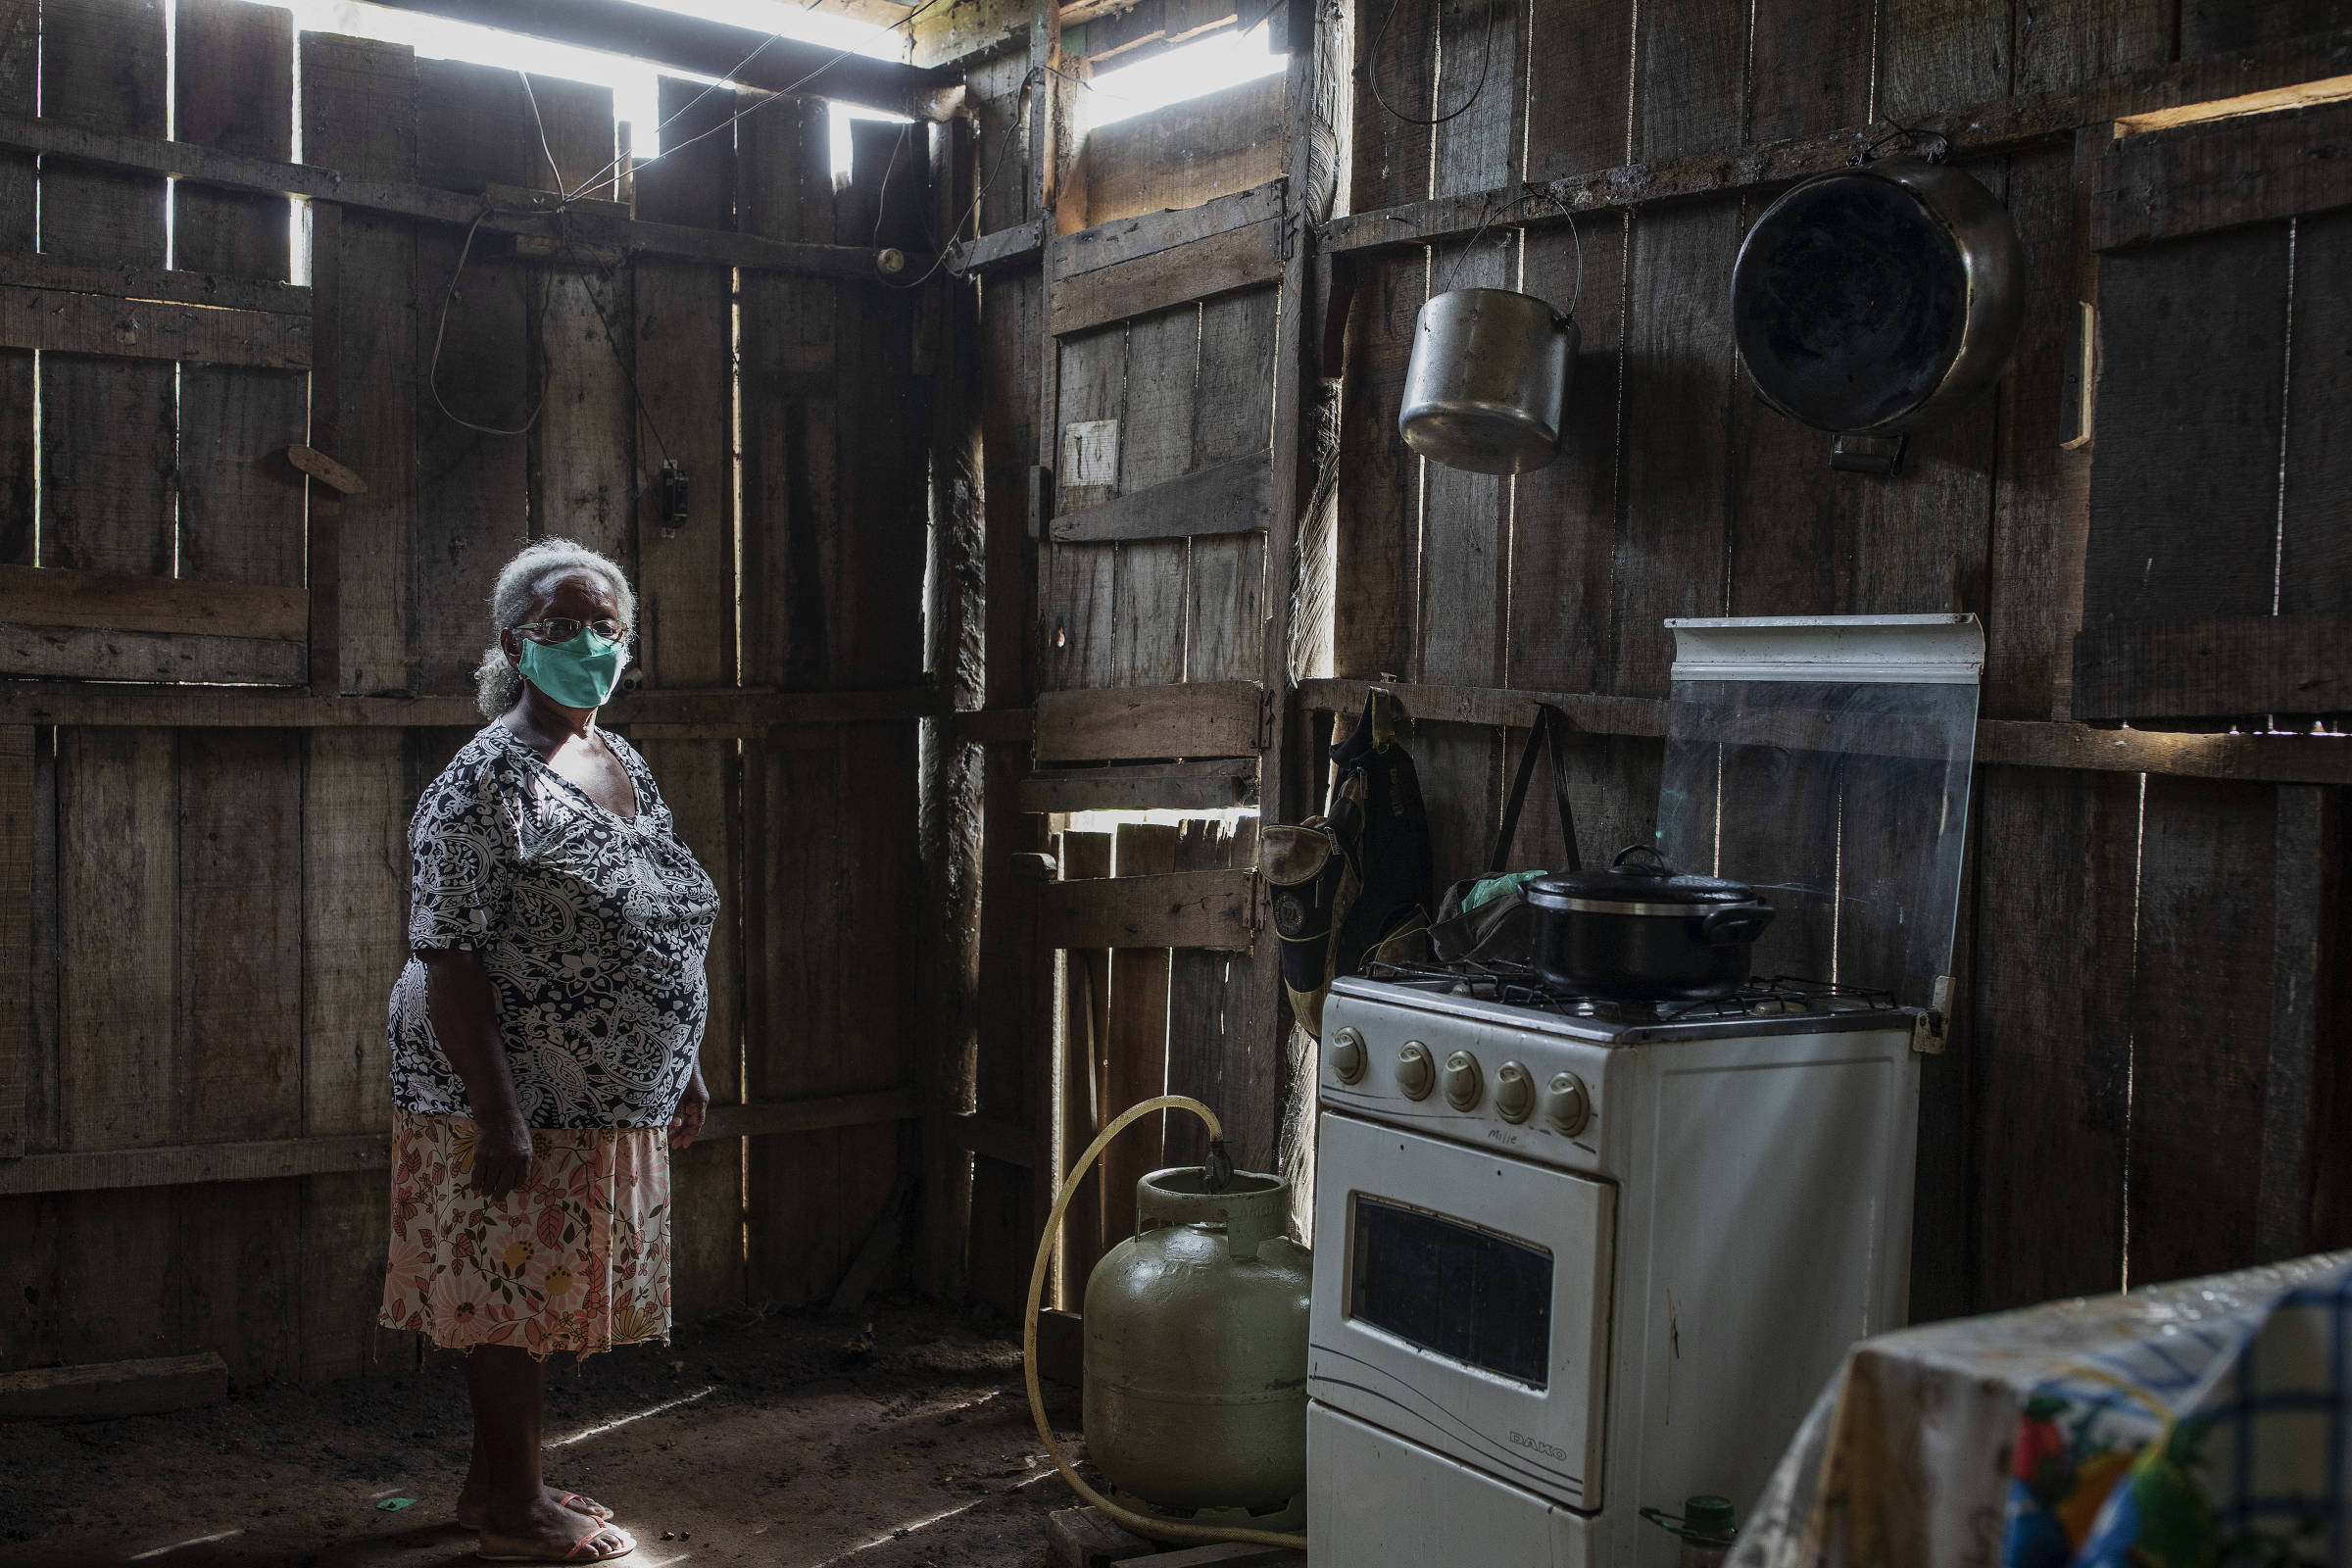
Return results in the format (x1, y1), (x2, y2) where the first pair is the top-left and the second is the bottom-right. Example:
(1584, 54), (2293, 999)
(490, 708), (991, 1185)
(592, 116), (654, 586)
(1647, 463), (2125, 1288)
(1732, 154), (2025, 449)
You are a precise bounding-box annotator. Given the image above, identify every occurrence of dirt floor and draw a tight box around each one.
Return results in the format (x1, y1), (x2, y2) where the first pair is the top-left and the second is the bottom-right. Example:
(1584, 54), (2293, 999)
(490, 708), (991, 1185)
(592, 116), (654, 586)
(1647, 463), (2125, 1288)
(0, 1298), (1085, 1568)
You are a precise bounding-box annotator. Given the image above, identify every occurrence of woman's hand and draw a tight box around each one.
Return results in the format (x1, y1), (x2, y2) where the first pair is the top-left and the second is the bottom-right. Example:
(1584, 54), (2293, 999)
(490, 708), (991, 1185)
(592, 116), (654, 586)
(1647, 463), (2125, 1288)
(669, 1068), (710, 1152)
(473, 1117), (535, 1200)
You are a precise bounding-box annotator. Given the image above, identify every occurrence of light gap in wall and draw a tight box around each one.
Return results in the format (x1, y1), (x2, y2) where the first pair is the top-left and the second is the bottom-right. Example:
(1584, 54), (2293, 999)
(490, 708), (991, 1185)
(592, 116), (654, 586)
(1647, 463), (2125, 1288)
(1081, 23), (1288, 130)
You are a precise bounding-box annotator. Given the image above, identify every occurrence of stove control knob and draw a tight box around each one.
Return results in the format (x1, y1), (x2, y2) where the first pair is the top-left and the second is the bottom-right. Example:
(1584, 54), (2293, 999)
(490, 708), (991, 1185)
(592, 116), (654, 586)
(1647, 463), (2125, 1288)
(1442, 1051), (1483, 1110)
(1330, 1028), (1367, 1085)
(1395, 1042), (1435, 1101)
(1545, 1071), (1592, 1137)
(1494, 1061), (1534, 1123)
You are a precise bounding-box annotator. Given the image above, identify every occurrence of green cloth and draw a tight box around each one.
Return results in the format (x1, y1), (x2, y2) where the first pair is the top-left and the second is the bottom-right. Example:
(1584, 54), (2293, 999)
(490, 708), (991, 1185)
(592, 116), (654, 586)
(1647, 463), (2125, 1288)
(1459, 868), (1547, 913)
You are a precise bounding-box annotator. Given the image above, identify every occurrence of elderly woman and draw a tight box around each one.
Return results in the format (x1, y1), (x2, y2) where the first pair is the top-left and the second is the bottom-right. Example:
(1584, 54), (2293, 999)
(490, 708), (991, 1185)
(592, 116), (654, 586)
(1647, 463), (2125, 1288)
(378, 539), (717, 1563)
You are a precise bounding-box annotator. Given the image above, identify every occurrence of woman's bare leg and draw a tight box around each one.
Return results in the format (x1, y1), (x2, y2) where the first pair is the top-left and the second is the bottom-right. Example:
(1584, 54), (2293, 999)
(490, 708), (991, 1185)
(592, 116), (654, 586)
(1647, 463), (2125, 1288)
(466, 1347), (630, 1557)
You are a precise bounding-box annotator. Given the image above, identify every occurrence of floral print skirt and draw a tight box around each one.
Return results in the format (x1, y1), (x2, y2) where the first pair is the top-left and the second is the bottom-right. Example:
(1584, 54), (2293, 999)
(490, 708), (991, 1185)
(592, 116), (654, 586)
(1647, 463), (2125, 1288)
(378, 1110), (673, 1359)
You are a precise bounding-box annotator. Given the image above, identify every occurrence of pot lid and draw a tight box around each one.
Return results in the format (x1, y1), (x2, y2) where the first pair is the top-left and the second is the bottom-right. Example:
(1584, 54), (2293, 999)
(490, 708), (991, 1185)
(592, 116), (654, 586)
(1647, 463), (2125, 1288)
(1529, 845), (1760, 908)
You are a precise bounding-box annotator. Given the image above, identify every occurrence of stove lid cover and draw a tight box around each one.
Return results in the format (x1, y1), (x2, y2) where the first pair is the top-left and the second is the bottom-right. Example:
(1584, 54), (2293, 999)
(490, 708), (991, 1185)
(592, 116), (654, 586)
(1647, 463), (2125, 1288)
(1654, 614), (1983, 1012)
(1668, 612), (1984, 684)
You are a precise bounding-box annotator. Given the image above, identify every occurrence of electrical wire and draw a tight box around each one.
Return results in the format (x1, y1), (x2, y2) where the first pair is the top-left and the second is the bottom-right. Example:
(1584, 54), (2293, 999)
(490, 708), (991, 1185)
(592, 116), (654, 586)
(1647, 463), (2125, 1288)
(426, 208), (554, 438)
(880, 67), (1042, 291)
(1363, 0), (1494, 127)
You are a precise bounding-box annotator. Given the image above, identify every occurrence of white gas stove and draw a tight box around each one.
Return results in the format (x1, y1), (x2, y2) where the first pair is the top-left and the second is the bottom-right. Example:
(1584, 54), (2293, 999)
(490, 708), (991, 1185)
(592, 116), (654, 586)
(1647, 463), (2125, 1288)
(1305, 961), (1924, 1568)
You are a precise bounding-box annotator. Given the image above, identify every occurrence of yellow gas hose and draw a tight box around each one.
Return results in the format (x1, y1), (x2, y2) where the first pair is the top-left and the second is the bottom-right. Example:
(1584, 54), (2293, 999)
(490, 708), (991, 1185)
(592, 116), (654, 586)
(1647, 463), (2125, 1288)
(1023, 1094), (1311, 1551)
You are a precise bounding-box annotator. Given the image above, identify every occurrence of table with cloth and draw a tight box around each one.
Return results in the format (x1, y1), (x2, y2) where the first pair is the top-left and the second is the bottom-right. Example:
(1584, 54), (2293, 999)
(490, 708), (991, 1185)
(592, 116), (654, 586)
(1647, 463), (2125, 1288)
(1732, 1250), (2350, 1568)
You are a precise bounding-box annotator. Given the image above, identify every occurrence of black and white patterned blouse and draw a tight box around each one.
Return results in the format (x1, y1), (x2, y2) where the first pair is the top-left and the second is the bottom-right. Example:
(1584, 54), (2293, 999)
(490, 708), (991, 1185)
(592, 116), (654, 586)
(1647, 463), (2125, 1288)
(386, 724), (719, 1129)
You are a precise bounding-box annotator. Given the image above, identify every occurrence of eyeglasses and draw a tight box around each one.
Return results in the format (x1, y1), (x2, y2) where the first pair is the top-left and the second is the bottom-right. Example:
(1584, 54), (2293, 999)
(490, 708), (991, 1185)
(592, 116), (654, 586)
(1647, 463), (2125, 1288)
(514, 616), (628, 645)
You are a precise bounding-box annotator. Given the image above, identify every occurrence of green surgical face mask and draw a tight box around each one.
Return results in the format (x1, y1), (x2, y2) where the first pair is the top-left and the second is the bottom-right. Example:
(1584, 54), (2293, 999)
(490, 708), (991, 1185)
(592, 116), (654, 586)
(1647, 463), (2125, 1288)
(516, 628), (628, 710)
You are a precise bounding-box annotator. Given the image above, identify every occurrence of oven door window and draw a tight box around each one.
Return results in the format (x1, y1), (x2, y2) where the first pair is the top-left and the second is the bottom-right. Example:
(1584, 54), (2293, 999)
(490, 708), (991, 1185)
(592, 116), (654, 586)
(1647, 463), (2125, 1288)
(1348, 1197), (1552, 1388)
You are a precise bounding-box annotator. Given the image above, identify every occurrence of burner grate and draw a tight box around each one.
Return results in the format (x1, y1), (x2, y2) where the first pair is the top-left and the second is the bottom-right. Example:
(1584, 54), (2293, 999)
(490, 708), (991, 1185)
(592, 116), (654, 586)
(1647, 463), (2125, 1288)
(1358, 958), (1898, 1021)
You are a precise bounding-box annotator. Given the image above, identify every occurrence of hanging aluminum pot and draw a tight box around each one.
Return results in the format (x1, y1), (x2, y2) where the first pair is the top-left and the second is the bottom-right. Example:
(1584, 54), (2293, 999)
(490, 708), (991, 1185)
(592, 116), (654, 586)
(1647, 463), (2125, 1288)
(1398, 287), (1577, 474)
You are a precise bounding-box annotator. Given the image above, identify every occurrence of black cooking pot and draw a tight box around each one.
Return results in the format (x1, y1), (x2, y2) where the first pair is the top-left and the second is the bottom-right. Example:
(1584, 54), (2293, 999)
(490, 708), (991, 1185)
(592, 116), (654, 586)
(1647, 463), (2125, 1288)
(1525, 847), (1776, 1002)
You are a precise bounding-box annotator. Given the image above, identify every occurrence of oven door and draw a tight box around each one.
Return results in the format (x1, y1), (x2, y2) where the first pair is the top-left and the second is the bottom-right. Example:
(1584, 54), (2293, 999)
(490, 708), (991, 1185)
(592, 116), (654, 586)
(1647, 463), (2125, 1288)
(1309, 1112), (1615, 1512)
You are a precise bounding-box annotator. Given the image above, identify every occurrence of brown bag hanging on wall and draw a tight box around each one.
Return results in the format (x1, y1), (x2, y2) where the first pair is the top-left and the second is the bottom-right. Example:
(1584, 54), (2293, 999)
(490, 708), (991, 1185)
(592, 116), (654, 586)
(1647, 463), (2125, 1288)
(1260, 689), (1436, 1038)
(1425, 705), (1582, 966)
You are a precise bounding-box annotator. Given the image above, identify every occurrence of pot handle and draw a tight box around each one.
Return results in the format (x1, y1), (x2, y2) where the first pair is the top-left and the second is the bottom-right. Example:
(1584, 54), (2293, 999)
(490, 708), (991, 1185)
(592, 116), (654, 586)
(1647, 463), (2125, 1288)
(1700, 905), (1775, 946)
(1611, 844), (1671, 878)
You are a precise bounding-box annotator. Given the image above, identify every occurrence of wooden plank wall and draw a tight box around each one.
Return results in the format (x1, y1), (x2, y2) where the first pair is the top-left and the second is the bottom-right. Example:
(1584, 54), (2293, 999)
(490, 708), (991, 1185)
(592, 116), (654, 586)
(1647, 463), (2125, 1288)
(1326, 0), (2352, 1317)
(0, 4), (938, 1385)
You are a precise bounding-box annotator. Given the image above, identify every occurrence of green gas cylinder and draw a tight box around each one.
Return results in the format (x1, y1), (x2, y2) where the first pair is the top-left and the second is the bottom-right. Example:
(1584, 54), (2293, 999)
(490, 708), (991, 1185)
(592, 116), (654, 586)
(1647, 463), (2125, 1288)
(1082, 1164), (1312, 1522)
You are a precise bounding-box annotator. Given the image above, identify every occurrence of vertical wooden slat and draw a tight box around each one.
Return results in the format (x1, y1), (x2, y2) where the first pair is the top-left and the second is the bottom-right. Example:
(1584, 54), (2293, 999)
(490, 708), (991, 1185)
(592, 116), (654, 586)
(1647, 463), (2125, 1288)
(1962, 766), (2137, 1311)
(0, 0), (32, 567)
(1631, 0), (1743, 164)
(1877, 0), (2012, 122)
(39, 0), (175, 580)
(2278, 210), (2352, 633)
(631, 76), (739, 692)
(1984, 145), (2090, 720)
(1110, 305), (1197, 687)
(1350, 0), (1436, 211)
(177, 732), (304, 1143)
(2014, 0), (2173, 96)
(1749, 0), (1873, 144)
(301, 730), (406, 1139)
(25, 728), (58, 1153)
(0, 725), (29, 1158)
(1164, 818), (1233, 1168)
(1430, 0), (1526, 199)
(1186, 286), (1276, 685)
(831, 121), (934, 689)
(527, 75), (634, 570)
(2255, 785), (2335, 1262)
(174, 1), (307, 608)
(2180, 0), (2340, 56)
(412, 60), (536, 695)
(1054, 829), (1115, 1305)
(1613, 201), (1737, 695)
(58, 728), (176, 1152)
(2127, 777), (2278, 1287)
(739, 91), (837, 691)
(302, 32), (419, 696)
(1047, 323), (1126, 689)
(639, 737), (745, 1321)
(1101, 822), (1177, 1250)
(1333, 251), (1426, 679)
(1509, 213), (1626, 694)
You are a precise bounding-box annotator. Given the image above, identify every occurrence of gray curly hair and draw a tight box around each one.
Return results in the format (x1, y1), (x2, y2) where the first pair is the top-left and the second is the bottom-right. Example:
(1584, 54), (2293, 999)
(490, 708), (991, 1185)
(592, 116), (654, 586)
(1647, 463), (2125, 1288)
(472, 538), (639, 719)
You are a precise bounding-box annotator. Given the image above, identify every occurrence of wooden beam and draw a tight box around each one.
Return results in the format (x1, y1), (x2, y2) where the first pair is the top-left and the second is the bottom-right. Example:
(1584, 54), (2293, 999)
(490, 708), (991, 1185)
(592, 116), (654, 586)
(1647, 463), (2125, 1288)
(0, 564), (308, 640)
(367, 0), (964, 122)
(949, 1109), (1036, 1167)
(1320, 24), (2352, 259)
(0, 683), (939, 728)
(0, 1132), (391, 1195)
(953, 706), (1041, 745)
(1050, 452), (1273, 542)
(0, 113), (923, 282)
(1036, 680), (1263, 761)
(1017, 758), (1257, 812)
(953, 215), (1046, 273)
(0, 1092), (918, 1195)
(1052, 178), (1285, 278)
(0, 1353), (228, 1421)
(1037, 867), (1257, 950)
(0, 251), (310, 316)
(0, 283), (309, 368)
(2072, 615), (2352, 722)
(2093, 94), (2352, 250)
(1297, 676), (2352, 787)
(1049, 217), (1284, 336)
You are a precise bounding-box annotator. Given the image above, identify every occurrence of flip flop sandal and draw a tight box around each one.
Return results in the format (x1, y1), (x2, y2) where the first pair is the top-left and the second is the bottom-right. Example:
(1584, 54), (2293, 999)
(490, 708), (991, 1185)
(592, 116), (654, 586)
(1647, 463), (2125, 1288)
(477, 1521), (635, 1562)
(460, 1494), (612, 1530)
